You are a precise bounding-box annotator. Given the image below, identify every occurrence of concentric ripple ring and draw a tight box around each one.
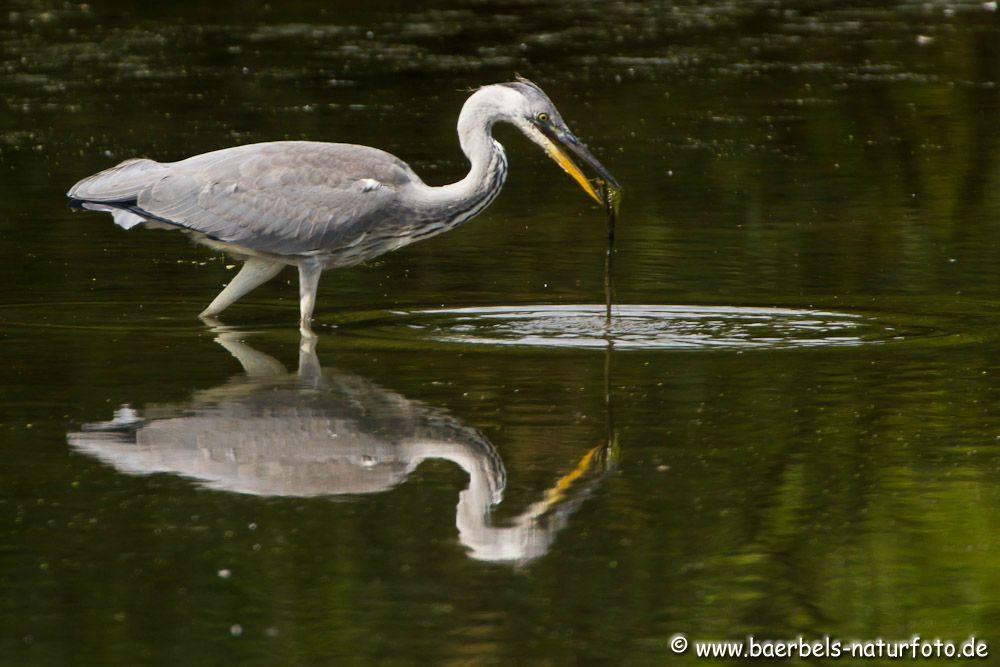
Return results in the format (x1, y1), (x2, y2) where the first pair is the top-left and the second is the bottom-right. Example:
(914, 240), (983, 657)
(345, 304), (952, 351)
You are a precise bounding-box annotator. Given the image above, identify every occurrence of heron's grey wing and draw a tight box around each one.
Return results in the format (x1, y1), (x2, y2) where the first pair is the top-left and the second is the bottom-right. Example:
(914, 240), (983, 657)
(131, 141), (421, 256)
(72, 141), (422, 256)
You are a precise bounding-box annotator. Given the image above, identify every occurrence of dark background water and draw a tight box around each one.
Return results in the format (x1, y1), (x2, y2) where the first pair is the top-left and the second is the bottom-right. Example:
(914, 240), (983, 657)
(3, 1), (1000, 664)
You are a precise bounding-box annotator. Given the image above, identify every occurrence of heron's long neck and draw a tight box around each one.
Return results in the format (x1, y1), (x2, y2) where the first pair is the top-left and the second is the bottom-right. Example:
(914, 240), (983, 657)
(416, 96), (508, 225)
(455, 105), (508, 198)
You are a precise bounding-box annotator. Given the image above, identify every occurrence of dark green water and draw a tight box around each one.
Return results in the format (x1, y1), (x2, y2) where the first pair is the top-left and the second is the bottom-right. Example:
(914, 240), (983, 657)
(4, 1), (1000, 664)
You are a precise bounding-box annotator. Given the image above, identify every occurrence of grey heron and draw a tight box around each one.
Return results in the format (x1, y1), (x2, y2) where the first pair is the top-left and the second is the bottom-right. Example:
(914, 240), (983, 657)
(67, 77), (619, 334)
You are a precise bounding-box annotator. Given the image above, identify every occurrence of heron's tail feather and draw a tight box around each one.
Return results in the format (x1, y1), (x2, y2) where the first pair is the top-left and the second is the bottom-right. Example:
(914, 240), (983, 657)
(67, 158), (170, 230)
(67, 158), (167, 202)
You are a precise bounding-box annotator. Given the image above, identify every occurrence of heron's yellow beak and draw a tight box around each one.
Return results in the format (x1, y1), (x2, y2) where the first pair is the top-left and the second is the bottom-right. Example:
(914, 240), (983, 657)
(541, 138), (603, 204)
(534, 121), (619, 206)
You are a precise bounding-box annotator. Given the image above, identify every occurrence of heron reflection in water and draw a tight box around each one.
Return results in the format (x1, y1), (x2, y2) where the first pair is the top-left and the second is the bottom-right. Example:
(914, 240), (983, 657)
(67, 335), (615, 563)
(67, 78), (619, 334)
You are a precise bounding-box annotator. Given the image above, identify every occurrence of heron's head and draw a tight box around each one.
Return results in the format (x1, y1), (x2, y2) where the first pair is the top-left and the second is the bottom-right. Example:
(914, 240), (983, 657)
(471, 77), (620, 204)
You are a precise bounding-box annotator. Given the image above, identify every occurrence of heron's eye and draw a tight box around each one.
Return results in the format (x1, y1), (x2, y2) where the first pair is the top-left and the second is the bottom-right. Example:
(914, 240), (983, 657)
(536, 112), (549, 123)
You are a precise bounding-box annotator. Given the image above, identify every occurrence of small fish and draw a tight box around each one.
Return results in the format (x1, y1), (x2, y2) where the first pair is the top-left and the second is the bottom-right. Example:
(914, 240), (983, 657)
(597, 179), (622, 327)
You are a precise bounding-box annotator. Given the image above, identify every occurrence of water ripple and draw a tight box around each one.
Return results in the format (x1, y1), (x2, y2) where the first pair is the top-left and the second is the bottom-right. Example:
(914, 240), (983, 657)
(347, 304), (949, 351)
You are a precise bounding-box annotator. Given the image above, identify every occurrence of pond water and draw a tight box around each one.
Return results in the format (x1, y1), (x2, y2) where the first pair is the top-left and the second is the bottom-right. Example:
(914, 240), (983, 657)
(3, 0), (1000, 664)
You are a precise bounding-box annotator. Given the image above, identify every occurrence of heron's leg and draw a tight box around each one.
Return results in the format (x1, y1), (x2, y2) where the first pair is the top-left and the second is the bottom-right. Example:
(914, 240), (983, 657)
(200, 258), (284, 318)
(298, 260), (323, 336)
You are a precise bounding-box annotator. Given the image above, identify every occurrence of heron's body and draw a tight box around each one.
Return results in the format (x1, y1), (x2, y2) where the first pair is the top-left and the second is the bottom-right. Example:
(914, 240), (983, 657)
(68, 78), (616, 334)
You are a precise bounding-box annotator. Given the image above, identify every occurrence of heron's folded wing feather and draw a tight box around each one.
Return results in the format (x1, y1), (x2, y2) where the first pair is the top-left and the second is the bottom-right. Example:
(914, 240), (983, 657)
(136, 142), (419, 256)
